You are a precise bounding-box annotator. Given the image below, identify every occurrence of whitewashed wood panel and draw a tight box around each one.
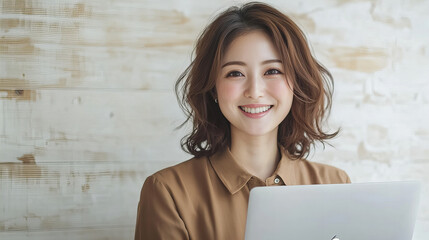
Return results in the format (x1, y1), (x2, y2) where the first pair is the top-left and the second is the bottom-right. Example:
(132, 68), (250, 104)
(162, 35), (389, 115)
(0, 226), (135, 240)
(0, 161), (173, 231)
(0, 0), (210, 90)
(0, 89), (191, 163)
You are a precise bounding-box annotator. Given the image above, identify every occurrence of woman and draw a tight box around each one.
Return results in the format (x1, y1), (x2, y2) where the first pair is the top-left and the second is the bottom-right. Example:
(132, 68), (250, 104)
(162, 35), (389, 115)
(135, 2), (350, 239)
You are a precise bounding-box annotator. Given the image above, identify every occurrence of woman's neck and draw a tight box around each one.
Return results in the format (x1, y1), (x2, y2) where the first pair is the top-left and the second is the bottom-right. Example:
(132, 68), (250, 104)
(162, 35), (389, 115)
(229, 128), (280, 181)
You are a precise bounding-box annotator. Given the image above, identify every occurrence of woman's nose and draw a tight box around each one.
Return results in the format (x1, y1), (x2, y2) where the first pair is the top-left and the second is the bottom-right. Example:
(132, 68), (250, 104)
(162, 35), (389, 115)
(244, 74), (264, 99)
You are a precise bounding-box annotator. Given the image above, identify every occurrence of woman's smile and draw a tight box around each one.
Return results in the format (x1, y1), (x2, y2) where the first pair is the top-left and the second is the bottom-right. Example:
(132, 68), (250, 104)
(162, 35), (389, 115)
(239, 104), (274, 119)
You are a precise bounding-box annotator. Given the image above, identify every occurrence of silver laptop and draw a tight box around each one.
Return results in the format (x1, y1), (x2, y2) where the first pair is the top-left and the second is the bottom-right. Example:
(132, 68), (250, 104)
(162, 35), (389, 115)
(244, 181), (420, 240)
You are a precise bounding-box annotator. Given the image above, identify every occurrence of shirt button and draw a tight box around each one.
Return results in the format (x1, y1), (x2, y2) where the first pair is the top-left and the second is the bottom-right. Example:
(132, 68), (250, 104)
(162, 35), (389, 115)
(274, 178), (280, 184)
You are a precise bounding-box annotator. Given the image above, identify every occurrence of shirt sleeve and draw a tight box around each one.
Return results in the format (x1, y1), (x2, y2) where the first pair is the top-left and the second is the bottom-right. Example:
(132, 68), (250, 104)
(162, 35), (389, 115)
(341, 169), (351, 183)
(135, 175), (189, 240)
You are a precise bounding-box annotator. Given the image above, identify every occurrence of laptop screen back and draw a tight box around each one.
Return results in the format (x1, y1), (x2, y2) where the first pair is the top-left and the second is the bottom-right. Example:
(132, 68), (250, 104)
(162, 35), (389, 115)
(244, 181), (420, 240)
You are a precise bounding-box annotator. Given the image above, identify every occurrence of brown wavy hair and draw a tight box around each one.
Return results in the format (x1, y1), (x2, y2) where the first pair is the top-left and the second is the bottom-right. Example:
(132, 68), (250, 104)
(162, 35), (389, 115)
(175, 2), (338, 159)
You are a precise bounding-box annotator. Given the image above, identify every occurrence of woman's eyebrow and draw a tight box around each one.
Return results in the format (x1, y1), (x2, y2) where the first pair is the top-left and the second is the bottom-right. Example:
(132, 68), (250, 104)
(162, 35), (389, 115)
(262, 59), (282, 64)
(221, 61), (246, 68)
(221, 59), (282, 68)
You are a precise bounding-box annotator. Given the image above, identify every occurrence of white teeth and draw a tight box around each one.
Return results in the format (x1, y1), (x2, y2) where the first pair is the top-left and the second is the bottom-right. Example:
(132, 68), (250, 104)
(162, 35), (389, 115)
(240, 106), (272, 114)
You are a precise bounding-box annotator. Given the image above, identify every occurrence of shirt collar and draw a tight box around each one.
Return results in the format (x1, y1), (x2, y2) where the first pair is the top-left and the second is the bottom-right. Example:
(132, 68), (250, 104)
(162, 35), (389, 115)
(209, 146), (298, 195)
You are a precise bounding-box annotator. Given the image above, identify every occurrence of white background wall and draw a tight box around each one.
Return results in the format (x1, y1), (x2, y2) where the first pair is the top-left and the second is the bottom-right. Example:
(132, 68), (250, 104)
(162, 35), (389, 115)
(1, 0), (428, 239)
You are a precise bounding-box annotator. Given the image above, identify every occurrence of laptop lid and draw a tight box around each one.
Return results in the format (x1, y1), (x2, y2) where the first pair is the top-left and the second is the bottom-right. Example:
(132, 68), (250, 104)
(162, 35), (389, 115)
(244, 181), (420, 240)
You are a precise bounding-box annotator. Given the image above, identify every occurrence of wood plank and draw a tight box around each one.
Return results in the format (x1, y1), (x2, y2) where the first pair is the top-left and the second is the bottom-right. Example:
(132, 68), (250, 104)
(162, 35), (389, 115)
(0, 226), (134, 240)
(0, 89), (191, 163)
(0, 0), (204, 90)
(0, 161), (173, 232)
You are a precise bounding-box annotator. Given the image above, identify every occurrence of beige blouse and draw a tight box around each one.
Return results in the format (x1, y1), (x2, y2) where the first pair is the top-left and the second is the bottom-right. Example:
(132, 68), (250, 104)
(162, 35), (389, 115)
(135, 147), (350, 239)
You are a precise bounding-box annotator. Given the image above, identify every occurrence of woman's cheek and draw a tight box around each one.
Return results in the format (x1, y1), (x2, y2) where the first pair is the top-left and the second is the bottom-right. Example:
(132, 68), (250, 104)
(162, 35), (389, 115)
(217, 81), (241, 101)
(269, 79), (293, 97)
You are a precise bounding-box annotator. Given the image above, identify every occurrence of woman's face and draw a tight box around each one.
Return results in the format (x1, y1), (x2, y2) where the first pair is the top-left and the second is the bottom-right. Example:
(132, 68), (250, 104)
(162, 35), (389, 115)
(215, 30), (294, 138)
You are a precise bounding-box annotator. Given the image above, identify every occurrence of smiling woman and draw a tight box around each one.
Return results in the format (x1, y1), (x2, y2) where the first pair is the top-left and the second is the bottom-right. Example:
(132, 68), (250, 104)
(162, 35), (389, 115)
(175, 3), (337, 161)
(135, 2), (350, 239)
(215, 31), (295, 179)
(216, 31), (293, 147)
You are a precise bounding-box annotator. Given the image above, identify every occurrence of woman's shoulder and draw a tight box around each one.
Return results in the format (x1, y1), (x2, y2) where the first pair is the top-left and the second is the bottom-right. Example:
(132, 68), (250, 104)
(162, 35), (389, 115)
(146, 156), (209, 187)
(294, 159), (351, 184)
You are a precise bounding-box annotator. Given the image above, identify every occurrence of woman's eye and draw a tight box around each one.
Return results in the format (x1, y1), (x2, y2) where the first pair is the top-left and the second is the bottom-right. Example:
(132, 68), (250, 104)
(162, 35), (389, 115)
(226, 71), (244, 78)
(265, 69), (282, 75)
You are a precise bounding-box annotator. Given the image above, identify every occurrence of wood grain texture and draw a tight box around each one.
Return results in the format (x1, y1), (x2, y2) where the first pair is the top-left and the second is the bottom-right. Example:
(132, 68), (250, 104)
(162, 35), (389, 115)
(1, 0), (429, 239)
(0, 161), (173, 234)
(0, 226), (135, 240)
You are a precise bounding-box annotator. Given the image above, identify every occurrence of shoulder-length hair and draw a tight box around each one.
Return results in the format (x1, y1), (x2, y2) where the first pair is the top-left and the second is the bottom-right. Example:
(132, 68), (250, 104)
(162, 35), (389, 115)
(175, 1), (338, 160)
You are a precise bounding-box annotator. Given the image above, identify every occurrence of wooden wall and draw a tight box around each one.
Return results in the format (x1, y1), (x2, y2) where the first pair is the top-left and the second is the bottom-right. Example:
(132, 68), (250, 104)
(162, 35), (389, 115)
(1, 0), (428, 239)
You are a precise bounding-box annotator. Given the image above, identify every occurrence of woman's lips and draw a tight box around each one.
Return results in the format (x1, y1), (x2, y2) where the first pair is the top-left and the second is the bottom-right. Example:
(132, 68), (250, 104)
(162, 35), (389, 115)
(239, 104), (273, 118)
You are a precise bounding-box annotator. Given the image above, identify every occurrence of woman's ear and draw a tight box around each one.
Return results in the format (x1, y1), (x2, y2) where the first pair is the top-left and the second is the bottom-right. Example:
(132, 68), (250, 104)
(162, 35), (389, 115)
(210, 88), (217, 101)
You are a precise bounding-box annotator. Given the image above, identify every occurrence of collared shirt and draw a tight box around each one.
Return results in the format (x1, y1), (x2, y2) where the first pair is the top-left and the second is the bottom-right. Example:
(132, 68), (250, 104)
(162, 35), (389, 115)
(135, 147), (350, 240)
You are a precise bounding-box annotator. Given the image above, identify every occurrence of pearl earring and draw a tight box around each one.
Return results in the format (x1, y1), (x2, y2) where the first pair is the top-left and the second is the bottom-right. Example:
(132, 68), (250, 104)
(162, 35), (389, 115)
(214, 98), (218, 103)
